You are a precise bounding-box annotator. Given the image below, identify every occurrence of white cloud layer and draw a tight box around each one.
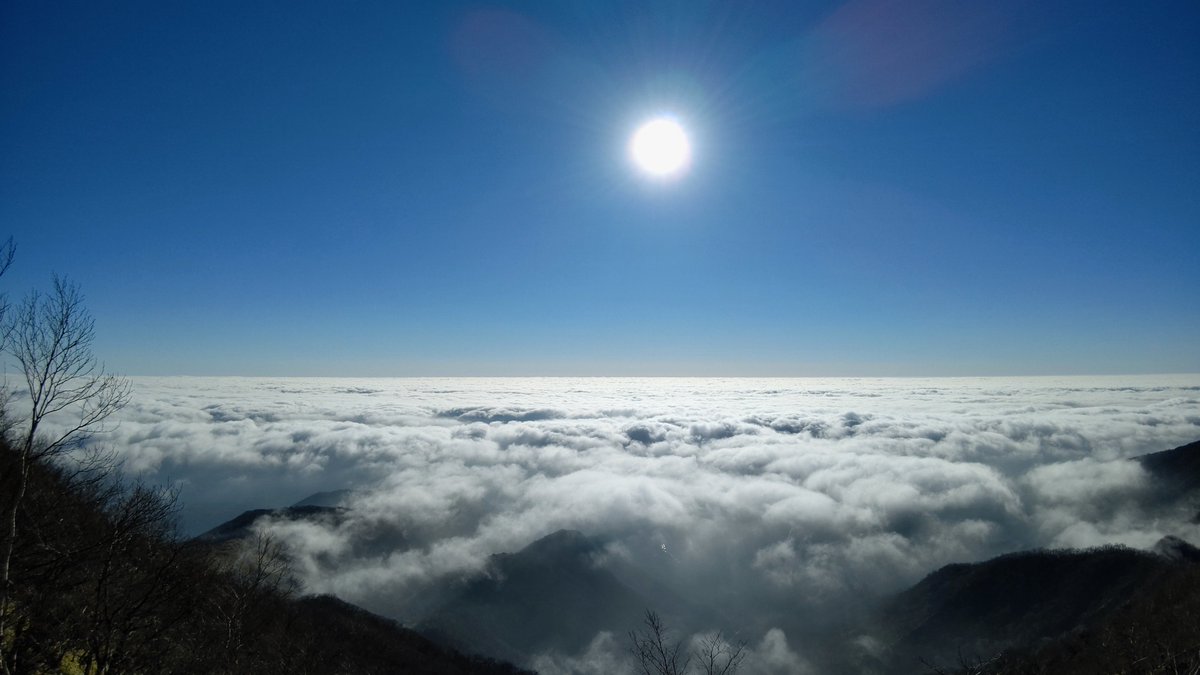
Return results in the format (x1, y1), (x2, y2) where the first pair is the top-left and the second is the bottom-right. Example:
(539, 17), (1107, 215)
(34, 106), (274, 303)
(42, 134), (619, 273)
(47, 375), (1200, 666)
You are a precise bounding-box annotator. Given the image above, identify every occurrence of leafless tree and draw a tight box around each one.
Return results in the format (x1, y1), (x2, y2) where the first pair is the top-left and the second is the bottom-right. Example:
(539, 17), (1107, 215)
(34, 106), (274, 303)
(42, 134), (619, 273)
(631, 610), (750, 675)
(0, 238), (16, 431)
(76, 482), (189, 675)
(8, 275), (130, 461)
(630, 610), (691, 675)
(694, 631), (747, 675)
(205, 533), (299, 671)
(0, 275), (131, 673)
(631, 610), (690, 675)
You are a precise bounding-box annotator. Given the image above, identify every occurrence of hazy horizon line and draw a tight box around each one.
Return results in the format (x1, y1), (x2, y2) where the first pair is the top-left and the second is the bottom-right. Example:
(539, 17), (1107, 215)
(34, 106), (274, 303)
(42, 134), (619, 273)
(118, 371), (1200, 379)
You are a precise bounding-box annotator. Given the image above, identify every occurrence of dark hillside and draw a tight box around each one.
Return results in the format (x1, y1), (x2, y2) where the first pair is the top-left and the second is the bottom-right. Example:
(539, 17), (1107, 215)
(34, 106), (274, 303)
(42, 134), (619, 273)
(0, 435), (528, 675)
(1137, 440), (1200, 522)
(879, 545), (1181, 668)
(1137, 439), (1200, 492)
(985, 560), (1200, 674)
(277, 595), (530, 675)
(873, 540), (1200, 674)
(882, 550), (1200, 674)
(419, 529), (648, 666)
(862, 439), (1200, 673)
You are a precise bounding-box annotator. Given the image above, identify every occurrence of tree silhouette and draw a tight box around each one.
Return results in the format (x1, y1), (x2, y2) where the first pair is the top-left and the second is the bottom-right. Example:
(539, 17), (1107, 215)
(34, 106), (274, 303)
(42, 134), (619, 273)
(0, 270), (130, 674)
(629, 610), (746, 675)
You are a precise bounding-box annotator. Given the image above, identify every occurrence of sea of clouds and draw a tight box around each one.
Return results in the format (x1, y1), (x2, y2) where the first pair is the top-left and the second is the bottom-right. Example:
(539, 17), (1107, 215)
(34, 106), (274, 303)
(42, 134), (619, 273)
(52, 375), (1200, 671)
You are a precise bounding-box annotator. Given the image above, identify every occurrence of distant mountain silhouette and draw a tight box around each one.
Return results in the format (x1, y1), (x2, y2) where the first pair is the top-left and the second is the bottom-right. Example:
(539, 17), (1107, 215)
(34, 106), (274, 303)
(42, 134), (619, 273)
(860, 439), (1200, 672)
(1137, 439), (1200, 488)
(195, 504), (347, 543)
(418, 529), (648, 666)
(1153, 534), (1200, 562)
(291, 489), (355, 508)
(1137, 439), (1200, 521)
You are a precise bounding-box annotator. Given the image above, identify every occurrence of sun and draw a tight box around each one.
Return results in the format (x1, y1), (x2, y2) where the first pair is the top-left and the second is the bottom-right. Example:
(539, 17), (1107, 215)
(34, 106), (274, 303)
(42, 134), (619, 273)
(629, 116), (691, 178)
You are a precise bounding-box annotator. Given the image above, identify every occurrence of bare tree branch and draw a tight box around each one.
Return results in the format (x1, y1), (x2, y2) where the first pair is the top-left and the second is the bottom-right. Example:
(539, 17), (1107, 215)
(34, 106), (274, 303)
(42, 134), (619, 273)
(0, 237), (13, 350)
(0, 274), (130, 674)
(695, 631), (747, 675)
(630, 610), (692, 675)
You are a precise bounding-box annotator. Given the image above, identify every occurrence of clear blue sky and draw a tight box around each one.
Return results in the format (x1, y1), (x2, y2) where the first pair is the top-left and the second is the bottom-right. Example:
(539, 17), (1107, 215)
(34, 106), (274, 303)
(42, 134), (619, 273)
(2, 1), (1197, 375)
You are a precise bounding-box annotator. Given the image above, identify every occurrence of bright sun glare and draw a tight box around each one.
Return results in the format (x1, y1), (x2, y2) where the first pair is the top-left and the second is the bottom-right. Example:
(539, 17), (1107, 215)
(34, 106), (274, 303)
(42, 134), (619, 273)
(629, 116), (691, 178)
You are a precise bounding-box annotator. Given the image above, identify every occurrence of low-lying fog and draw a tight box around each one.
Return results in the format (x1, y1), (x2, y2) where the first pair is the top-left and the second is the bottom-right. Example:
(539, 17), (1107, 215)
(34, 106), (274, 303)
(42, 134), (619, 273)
(59, 375), (1200, 671)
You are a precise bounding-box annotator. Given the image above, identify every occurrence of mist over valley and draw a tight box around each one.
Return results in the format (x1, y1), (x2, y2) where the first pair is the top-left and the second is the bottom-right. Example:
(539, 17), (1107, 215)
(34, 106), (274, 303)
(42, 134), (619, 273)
(70, 375), (1200, 672)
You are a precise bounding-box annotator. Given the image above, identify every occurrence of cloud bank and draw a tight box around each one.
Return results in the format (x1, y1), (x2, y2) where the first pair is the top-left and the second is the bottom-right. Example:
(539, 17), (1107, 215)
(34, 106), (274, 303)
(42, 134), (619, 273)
(52, 375), (1200, 670)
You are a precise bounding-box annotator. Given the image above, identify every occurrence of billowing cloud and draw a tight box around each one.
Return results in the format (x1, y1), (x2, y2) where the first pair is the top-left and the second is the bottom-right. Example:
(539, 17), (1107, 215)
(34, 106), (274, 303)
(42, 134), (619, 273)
(45, 375), (1200, 667)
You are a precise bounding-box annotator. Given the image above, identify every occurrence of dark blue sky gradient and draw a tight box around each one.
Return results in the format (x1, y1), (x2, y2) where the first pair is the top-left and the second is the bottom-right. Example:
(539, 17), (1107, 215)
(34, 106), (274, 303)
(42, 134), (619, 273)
(2, 1), (1197, 375)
